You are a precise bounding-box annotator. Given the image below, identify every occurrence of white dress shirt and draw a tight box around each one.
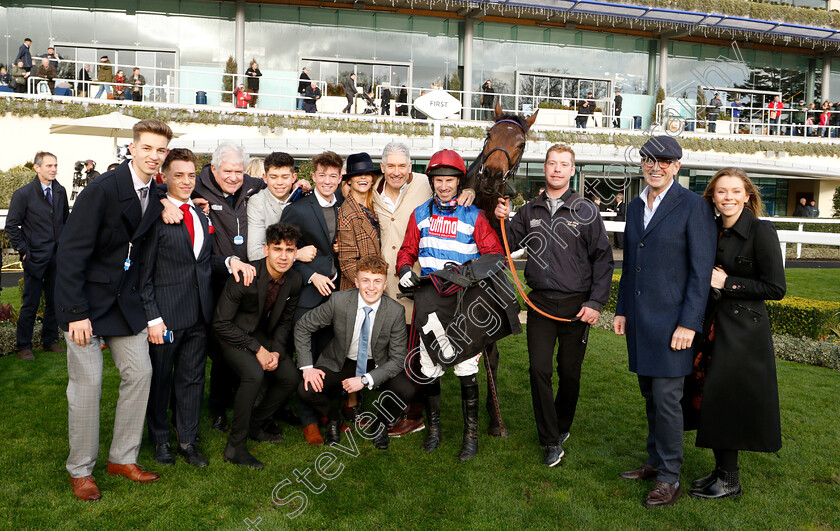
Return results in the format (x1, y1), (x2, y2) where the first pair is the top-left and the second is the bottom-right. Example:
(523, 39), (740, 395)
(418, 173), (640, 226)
(380, 182), (407, 213)
(641, 178), (675, 229)
(314, 189), (337, 207)
(165, 195), (204, 258)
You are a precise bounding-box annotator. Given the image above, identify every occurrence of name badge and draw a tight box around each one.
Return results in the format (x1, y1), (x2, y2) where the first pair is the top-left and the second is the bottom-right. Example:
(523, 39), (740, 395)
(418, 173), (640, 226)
(530, 219), (542, 228)
(233, 235), (244, 246)
(211, 204), (223, 211)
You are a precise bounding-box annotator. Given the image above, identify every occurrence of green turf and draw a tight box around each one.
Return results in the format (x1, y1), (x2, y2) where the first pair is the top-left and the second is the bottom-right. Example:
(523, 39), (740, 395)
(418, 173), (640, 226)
(1, 328), (838, 529)
(782, 269), (840, 302)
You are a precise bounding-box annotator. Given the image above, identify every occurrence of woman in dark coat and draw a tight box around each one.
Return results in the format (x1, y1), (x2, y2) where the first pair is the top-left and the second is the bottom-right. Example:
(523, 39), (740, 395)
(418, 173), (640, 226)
(690, 167), (786, 499)
(396, 86), (408, 116)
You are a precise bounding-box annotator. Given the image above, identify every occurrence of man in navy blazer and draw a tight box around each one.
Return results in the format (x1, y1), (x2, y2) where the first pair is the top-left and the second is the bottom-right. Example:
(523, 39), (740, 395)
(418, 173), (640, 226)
(613, 136), (716, 508)
(5, 151), (69, 360)
(56, 119), (173, 501)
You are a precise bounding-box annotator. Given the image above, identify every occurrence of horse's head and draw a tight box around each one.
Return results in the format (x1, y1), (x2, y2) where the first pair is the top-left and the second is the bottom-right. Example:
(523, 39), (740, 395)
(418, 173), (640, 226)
(470, 101), (538, 201)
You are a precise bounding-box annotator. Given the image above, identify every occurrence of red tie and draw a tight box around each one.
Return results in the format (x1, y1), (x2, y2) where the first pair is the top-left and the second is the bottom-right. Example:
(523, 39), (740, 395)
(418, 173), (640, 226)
(180, 204), (195, 246)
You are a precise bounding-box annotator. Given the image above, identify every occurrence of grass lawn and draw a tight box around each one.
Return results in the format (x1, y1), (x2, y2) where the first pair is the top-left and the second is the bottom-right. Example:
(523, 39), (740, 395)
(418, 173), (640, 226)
(1, 328), (838, 529)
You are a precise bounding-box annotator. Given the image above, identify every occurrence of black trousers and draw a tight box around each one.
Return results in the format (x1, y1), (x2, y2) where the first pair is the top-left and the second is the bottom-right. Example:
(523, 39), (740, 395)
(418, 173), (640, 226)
(220, 336), (301, 449)
(293, 305), (334, 426)
(147, 320), (207, 445)
(613, 230), (623, 249)
(17, 257), (58, 350)
(208, 275), (238, 417)
(298, 359), (414, 425)
(527, 292), (590, 447)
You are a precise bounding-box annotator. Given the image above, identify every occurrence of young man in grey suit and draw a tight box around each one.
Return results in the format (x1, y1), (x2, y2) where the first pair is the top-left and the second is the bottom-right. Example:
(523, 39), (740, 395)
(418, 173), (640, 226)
(613, 136), (716, 508)
(5, 151), (69, 360)
(296, 255), (414, 450)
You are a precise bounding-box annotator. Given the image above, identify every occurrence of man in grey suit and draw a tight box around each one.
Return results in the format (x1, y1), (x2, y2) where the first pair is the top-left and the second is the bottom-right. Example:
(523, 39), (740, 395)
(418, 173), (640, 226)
(246, 151), (314, 262)
(613, 136), (716, 508)
(296, 255), (414, 450)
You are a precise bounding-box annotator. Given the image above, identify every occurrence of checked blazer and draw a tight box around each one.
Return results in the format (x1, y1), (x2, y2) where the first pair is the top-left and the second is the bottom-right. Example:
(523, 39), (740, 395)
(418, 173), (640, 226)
(337, 195), (381, 290)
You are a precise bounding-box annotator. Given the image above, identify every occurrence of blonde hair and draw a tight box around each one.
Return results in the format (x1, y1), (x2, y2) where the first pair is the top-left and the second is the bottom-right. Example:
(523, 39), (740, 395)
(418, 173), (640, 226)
(246, 157), (265, 179)
(545, 144), (576, 165)
(702, 167), (766, 218)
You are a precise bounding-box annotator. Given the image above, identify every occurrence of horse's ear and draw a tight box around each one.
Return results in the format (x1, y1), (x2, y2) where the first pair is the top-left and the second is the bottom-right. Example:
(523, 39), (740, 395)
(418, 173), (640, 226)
(525, 109), (539, 131)
(494, 100), (503, 119)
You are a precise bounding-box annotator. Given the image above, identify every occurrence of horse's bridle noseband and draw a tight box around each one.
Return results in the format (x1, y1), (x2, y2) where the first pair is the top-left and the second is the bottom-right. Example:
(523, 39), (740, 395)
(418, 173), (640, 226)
(477, 118), (527, 198)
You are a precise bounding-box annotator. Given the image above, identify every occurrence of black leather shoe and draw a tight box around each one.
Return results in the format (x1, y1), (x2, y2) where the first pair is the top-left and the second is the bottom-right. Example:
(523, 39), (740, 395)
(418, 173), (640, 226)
(212, 414), (230, 433)
(324, 420), (341, 446)
(273, 407), (301, 426)
(177, 444), (209, 468)
(544, 445), (565, 467)
(689, 469), (741, 499)
(223, 444), (263, 469)
(249, 427), (283, 444)
(373, 421), (389, 450)
(153, 443), (176, 465)
(691, 468), (721, 490)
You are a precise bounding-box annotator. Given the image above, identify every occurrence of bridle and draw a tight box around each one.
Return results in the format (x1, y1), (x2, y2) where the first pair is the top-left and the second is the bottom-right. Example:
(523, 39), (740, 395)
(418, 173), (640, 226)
(476, 118), (526, 199)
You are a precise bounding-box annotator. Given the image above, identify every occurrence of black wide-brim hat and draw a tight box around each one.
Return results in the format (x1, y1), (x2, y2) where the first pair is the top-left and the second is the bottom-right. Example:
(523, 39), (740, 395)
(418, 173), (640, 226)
(343, 152), (382, 180)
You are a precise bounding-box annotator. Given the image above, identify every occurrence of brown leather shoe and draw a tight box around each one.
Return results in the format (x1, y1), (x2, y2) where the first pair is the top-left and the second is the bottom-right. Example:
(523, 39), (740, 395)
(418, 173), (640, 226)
(644, 481), (683, 508)
(302, 423), (324, 446)
(620, 463), (659, 480)
(70, 475), (101, 501)
(388, 416), (425, 438)
(106, 462), (160, 483)
(43, 343), (66, 353)
(17, 349), (35, 361)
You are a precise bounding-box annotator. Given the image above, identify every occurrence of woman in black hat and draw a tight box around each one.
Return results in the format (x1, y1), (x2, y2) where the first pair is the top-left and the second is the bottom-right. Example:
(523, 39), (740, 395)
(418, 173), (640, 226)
(337, 152), (382, 291)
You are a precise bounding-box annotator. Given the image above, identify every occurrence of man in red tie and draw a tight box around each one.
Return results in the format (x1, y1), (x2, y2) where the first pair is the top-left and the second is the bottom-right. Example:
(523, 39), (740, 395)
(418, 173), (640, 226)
(140, 149), (251, 468)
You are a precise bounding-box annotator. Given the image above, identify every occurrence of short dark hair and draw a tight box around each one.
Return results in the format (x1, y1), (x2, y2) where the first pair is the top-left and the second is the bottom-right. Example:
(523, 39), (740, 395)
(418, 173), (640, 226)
(265, 151), (295, 173)
(34, 151), (56, 166)
(24, 38), (31, 43)
(266, 222), (301, 247)
(162, 148), (197, 173)
(133, 119), (173, 142)
(357, 255), (388, 276)
(312, 151), (342, 172)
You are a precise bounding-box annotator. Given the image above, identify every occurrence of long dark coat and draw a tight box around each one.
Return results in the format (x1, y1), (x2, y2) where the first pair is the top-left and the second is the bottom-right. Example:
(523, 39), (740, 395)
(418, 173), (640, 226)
(696, 209), (785, 452)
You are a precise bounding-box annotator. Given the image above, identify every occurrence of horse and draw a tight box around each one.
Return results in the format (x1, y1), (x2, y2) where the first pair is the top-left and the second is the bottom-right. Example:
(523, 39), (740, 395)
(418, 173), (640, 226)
(463, 101), (538, 438)
(465, 101), (538, 234)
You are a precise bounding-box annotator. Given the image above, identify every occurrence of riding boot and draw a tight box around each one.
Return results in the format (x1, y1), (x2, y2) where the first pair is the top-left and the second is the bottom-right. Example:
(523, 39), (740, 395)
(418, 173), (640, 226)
(689, 468), (742, 499)
(458, 380), (479, 461)
(421, 394), (442, 453)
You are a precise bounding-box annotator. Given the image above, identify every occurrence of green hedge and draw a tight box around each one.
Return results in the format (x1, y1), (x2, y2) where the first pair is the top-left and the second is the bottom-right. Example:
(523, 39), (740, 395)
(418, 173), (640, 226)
(603, 276), (838, 340)
(774, 222), (840, 234)
(0, 323), (41, 356)
(0, 165), (34, 209)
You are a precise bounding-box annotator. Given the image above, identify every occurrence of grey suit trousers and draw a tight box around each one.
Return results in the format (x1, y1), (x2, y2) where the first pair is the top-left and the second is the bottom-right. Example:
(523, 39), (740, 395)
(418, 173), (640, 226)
(65, 330), (151, 478)
(637, 374), (684, 485)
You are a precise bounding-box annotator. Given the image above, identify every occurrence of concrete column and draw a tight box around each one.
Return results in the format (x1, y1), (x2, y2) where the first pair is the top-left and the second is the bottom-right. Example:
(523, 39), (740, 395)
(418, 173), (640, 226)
(235, 0), (245, 78)
(658, 36), (669, 95)
(822, 53), (832, 103)
(807, 57), (816, 104)
(462, 17), (474, 120)
(647, 40), (657, 95)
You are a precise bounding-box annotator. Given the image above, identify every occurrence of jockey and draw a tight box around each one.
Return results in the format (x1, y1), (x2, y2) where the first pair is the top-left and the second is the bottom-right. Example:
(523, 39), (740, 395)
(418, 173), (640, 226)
(396, 149), (502, 461)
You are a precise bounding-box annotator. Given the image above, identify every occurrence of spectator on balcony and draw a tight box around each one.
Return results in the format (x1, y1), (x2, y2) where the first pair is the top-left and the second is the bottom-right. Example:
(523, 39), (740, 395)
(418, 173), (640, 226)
(613, 89), (622, 128)
(342, 73), (359, 114)
(792, 101), (807, 137)
(34, 57), (56, 94)
(767, 96), (783, 135)
(480, 80), (495, 119)
(805, 102), (818, 136)
(297, 67), (310, 111)
(0, 66), (11, 90)
(245, 61), (262, 108)
(234, 83), (251, 109)
(793, 197), (808, 217)
(12, 60), (29, 93)
(130, 67), (145, 102)
(303, 81), (321, 114)
(113, 70), (127, 100)
(819, 108), (831, 138)
(832, 101), (840, 138)
(806, 200), (820, 218)
(396, 86), (408, 117)
(707, 93), (722, 133)
(381, 84), (391, 116)
(77, 64), (91, 98)
(575, 99), (591, 129)
(42, 47), (60, 72)
(94, 56), (113, 99)
(14, 38), (32, 73)
(730, 98), (743, 134)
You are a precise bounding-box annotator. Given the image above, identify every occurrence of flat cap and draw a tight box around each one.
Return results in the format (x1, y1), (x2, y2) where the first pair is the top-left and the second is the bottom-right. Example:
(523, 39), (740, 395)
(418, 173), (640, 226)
(639, 135), (682, 160)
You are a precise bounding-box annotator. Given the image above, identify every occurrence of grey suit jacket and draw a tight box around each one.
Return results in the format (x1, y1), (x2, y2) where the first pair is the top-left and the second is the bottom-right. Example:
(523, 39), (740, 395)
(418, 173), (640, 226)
(294, 289), (407, 387)
(246, 188), (288, 261)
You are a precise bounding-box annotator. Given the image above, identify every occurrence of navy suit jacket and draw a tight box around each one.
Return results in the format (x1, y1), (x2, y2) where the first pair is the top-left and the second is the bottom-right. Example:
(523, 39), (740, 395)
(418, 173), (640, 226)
(5, 177), (69, 278)
(279, 192), (343, 310)
(140, 205), (224, 331)
(55, 160), (164, 336)
(615, 181), (716, 378)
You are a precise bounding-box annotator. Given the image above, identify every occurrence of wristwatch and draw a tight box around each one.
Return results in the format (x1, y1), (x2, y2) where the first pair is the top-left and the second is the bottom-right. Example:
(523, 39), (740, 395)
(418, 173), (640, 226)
(360, 375), (370, 387)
